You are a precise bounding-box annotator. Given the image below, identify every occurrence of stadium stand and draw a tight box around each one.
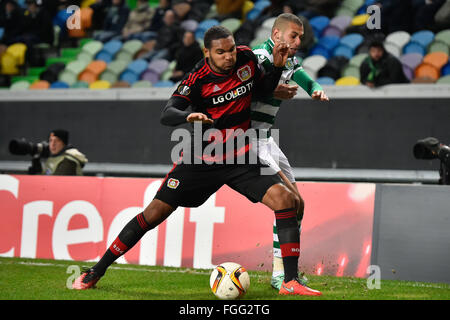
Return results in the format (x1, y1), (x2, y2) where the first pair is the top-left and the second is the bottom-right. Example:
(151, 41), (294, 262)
(1, 0), (450, 89)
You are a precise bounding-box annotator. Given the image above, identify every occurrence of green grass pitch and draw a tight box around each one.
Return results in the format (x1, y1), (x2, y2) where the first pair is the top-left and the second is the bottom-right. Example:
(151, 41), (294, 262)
(0, 257), (449, 300)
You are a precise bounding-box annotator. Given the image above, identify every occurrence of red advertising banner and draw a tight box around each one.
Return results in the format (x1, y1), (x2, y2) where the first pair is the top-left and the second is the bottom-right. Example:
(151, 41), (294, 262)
(0, 174), (375, 277)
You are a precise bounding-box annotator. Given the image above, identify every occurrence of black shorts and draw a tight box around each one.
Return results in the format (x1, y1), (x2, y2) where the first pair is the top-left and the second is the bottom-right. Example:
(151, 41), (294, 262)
(154, 162), (282, 208)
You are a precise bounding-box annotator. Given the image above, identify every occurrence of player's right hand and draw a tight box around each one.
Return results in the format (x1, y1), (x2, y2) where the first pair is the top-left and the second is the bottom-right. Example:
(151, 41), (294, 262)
(186, 113), (214, 124)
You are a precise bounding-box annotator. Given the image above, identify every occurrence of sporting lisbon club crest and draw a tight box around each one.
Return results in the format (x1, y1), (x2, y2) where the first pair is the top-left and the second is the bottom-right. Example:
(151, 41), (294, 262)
(237, 65), (252, 82)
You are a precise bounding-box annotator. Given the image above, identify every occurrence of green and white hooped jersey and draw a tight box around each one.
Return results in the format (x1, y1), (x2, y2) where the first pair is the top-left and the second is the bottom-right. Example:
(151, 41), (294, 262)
(251, 38), (302, 131)
(251, 38), (322, 133)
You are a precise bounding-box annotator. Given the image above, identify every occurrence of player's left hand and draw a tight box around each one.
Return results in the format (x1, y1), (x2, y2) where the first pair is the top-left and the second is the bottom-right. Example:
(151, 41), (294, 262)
(311, 90), (329, 101)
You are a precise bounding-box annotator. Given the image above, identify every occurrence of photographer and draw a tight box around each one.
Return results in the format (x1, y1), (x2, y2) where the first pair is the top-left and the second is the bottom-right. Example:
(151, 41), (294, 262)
(26, 129), (88, 176)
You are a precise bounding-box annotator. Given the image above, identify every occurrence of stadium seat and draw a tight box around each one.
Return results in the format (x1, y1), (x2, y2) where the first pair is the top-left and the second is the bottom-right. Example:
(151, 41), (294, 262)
(160, 60), (177, 81)
(53, 9), (72, 29)
(6, 43), (27, 66)
(340, 33), (364, 51)
(61, 48), (82, 60)
(403, 42), (426, 56)
(116, 39), (143, 62)
(29, 80), (50, 90)
(58, 70), (78, 86)
(302, 55), (327, 80)
(442, 62), (450, 76)
(341, 0), (364, 12)
(181, 19), (199, 32)
(318, 56), (349, 80)
(436, 75), (450, 84)
(400, 53), (423, 71)
(1, 52), (19, 74)
(385, 31), (411, 50)
(333, 45), (354, 59)
(153, 80), (174, 87)
(310, 16), (330, 38)
(195, 19), (219, 39)
(40, 63), (66, 83)
(435, 29), (450, 46)
(335, 76), (360, 85)
(50, 81), (70, 89)
(427, 41), (449, 55)
(410, 30), (435, 49)
(321, 25), (342, 37)
(132, 80), (152, 88)
(423, 52), (448, 71)
(111, 80), (131, 88)
(402, 65), (414, 81)
(147, 58), (170, 75)
(384, 41), (402, 58)
(351, 14), (369, 26)
(415, 63), (439, 81)
(349, 53), (368, 68)
(316, 77), (335, 85)
(70, 81), (90, 88)
(310, 45), (331, 59)
(10, 80), (30, 90)
(316, 35), (340, 53)
(27, 67), (46, 77)
(78, 60), (107, 84)
(140, 69), (160, 84)
(220, 18), (241, 34)
(412, 76), (436, 83)
(342, 64), (360, 79)
(329, 15), (352, 31)
(100, 62), (127, 83)
(89, 80), (111, 89)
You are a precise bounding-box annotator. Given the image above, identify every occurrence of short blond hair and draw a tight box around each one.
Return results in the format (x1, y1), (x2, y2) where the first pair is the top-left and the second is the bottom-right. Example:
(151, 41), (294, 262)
(272, 13), (303, 33)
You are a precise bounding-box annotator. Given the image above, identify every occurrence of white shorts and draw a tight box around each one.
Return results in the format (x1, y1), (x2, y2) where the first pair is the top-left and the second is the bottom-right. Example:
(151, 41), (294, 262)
(256, 136), (296, 183)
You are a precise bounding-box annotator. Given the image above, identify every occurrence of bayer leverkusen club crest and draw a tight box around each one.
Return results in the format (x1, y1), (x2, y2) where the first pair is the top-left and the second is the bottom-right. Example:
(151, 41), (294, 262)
(237, 65), (252, 82)
(167, 178), (180, 189)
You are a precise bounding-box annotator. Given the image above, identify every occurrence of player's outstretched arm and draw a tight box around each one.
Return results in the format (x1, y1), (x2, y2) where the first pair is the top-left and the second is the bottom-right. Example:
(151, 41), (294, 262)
(160, 96), (192, 126)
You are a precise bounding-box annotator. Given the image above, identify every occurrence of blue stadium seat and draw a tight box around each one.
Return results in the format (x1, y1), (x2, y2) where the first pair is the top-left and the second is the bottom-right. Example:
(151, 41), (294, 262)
(333, 45), (354, 59)
(50, 81), (70, 89)
(126, 59), (148, 75)
(340, 33), (364, 51)
(318, 35), (340, 52)
(310, 45), (331, 59)
(442, 62), (450, 76)
(120, 70), (140, 84)
(410, 30), (435, 48)
(310, 16), (330, 38)
(403, 42), (426, 56)
(316, 77), (335, 85)
(153, 80), (174, 87)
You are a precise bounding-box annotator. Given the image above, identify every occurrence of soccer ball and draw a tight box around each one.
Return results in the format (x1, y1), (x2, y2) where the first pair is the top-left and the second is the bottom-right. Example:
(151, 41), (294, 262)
(209, 262), (250, 300)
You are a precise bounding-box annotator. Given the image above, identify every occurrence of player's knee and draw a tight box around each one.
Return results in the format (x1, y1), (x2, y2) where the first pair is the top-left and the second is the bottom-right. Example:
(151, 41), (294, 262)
(274, 185), (297, 210)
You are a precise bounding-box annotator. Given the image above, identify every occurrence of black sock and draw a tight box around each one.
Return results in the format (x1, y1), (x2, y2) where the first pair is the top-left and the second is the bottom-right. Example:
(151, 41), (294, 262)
(93, 212), (150, 275)
(274, 208), (300, 282)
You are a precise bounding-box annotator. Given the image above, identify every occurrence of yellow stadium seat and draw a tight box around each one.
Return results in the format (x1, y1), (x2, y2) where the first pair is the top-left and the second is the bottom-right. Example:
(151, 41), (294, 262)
(335, 76), (360, 86)
(6, 43), (27, 66)
(89, 80), (111, 89)
(1, 52), (19, 74)
(351, 14), (369, 26)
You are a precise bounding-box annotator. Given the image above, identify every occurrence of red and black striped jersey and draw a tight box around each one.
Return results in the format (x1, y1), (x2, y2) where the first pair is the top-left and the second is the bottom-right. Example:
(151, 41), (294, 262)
(161, 45), (282, 163)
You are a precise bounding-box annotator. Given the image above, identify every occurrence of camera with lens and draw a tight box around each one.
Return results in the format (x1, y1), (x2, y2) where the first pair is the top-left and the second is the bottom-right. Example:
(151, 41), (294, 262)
(9, 138), (50, 158)
(413, 137), (450, 185)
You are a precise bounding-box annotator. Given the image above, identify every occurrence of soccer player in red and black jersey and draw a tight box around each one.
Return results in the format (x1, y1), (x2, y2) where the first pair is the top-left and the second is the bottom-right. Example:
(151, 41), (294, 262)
(72, 26), (321, 296)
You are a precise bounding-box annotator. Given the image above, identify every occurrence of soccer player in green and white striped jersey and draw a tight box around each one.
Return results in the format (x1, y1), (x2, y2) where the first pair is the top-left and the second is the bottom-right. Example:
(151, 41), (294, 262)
(251, 13), (329, 291)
